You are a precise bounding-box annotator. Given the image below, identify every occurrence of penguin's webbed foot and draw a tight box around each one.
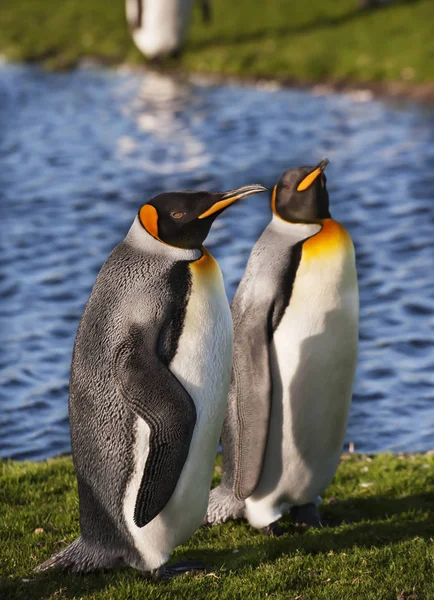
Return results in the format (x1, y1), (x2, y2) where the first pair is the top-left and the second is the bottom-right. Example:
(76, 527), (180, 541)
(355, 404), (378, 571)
(290, 503), (322, 528)
(261, 520), (287, 537)
(147, 49), (182, 67)
(151, 560), (205, 580)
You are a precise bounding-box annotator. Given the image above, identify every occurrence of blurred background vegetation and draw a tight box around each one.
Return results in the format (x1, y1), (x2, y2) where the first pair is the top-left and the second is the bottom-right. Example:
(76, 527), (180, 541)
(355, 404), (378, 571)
(0, 0), (433, 83)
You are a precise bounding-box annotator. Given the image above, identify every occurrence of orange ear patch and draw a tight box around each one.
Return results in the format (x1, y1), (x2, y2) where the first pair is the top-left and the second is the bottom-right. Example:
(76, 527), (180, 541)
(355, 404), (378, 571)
(270, 185), (278, 217)
(302, 219), (352, 260)
(139, 204), (159, 239)
(297, 167), (322, 192)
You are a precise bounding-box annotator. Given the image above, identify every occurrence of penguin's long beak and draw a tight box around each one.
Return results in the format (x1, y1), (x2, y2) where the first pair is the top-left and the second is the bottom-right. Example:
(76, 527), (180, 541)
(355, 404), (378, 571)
(198, 184), (268, 219)
(297, 157), (329, 191)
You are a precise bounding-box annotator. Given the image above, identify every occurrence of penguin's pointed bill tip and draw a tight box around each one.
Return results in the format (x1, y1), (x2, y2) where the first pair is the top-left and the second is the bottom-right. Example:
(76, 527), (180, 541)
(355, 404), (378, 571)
(317, 157), (329, 171)
(297, 158), (330, 192)
(221, 183), (268, 199)
(198, 184), (268, 219)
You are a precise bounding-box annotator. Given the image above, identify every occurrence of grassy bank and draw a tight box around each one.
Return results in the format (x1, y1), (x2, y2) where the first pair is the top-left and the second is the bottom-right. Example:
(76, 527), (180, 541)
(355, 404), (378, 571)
(1, 453), (434, 599)
(0, 0), (433, 84)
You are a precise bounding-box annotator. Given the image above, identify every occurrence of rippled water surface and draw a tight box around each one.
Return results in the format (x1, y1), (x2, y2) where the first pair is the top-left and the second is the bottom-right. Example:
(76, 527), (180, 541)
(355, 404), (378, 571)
(1, 64), (433, 460)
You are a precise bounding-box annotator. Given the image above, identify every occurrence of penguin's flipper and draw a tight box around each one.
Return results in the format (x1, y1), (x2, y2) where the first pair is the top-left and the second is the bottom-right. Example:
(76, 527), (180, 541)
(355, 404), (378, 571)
(115, 325), (196, 528)
(229, 302), (274, 502)
(229, 239), (304, 502)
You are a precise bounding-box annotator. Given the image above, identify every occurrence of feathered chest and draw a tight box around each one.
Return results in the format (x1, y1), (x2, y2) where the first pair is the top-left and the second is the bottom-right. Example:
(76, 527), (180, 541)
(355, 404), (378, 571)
(169, 250), (233, 412)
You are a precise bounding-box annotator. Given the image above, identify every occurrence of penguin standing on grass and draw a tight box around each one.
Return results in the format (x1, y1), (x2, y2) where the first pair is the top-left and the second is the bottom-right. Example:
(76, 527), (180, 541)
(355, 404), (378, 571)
(126, 0), (212, 60)
(35, 183), (266, 577)
(205, 160), (359, 532)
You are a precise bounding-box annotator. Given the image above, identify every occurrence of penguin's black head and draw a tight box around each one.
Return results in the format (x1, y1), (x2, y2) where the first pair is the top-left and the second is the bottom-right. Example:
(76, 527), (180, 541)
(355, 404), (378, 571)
(139, 184), (267, 249)
(272, 158), (330, 223)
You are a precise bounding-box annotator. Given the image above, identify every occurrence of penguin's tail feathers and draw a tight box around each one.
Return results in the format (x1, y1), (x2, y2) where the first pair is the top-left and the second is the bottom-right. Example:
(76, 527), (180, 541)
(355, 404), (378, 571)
(203, 485), (246, 525)
(34, 536), (111, 574)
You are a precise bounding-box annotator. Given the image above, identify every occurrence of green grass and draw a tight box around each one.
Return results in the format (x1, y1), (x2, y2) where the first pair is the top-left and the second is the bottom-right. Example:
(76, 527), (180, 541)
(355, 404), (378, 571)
(0, 0), (433, 83)
(1, 453), (434, 599)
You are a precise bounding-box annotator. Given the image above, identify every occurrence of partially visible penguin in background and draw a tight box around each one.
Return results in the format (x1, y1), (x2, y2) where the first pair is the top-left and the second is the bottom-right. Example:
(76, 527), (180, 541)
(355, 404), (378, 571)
(126, 0), (212, 60)
(205, 159), (359, 533)
(34, 183), (266, 577)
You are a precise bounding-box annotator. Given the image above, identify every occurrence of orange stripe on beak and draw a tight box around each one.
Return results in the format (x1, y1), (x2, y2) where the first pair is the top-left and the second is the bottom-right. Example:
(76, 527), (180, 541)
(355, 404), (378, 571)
(297, 167), (322, 192)
(198, 194), (243, 220)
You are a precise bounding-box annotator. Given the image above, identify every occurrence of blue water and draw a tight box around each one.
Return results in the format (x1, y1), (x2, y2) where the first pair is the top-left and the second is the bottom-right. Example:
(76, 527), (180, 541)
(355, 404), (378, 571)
(1, 64), (433, 460)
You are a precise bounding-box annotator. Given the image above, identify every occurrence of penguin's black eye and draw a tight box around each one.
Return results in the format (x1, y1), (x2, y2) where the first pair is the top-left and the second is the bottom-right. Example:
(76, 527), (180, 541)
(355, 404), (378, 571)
(171, 211), (186, 219)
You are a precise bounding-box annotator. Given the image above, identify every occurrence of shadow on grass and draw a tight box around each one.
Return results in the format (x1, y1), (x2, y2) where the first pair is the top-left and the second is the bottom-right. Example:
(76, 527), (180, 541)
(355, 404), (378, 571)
(2, 492), (432, 599)
(200, 492), (434, 571)
(320, 491), (434, 525)
(188, 0), (422, 52)
(0, 571), (112, 600)
(198, 516), (433, 576)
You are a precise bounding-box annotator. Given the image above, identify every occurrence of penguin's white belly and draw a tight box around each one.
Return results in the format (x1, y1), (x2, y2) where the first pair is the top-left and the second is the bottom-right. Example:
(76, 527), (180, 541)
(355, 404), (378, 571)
(124, 257), (233, 569)
(131, 0), (193, 58)
(245, 240), (359, 529)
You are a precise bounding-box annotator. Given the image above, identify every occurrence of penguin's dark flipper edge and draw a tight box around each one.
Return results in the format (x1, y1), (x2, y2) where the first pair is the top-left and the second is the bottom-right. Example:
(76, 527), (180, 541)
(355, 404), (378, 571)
(114, 324), (196, 528)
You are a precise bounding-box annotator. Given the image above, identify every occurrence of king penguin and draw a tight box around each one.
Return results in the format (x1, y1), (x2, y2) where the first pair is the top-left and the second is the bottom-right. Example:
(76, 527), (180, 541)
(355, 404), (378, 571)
(126, 0), (212, 60)
(35, 183), (266, 577)
(205, 159), (359, 532)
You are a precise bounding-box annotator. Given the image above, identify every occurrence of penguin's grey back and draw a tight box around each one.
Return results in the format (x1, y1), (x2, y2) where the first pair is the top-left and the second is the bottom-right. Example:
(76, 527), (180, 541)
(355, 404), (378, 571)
(68, 229), (196, 565)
